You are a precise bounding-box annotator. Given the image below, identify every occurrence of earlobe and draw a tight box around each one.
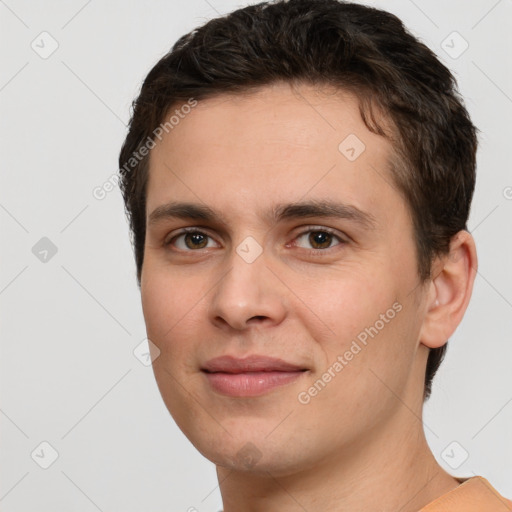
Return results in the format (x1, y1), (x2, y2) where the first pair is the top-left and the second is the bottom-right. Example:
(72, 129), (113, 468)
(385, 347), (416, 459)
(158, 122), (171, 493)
(419, 230), (478, 349)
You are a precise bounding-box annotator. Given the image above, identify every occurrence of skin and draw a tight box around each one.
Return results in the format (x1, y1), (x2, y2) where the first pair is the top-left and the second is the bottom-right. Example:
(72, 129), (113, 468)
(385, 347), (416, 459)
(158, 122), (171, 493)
(140, 81), (478, 511)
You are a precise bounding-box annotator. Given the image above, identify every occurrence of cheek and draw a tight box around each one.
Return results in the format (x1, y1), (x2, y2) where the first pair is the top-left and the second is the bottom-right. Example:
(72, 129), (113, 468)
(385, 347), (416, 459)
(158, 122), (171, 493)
(141, 268), (203, 356)
(296, 266), (415, 391)
(294, 265), (395, 343)
(141, 270), (205, 424)
(141, 262), (204, 341)
(141, 278), (173, 341)
(296, 303), (417, 444)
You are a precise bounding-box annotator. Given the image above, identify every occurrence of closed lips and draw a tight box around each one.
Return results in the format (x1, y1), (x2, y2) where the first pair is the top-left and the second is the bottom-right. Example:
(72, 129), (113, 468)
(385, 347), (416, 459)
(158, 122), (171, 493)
(201, 355), (308, 373)
(201, 355), (309, 397)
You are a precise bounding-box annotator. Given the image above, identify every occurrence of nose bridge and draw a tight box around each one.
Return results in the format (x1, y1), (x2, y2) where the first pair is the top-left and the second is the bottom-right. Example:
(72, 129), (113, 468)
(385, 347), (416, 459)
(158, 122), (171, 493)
(208, 237), (285, 330)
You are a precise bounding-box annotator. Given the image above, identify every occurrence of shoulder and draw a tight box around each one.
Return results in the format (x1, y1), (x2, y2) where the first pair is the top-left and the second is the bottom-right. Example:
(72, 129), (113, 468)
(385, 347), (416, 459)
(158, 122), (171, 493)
(420, 476), (512, 511)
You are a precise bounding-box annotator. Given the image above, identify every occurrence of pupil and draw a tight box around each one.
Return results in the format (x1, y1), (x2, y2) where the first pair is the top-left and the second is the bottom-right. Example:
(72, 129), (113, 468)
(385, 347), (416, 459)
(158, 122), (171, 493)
(310, 231), (331, 249)
(186, 233), (207, 249)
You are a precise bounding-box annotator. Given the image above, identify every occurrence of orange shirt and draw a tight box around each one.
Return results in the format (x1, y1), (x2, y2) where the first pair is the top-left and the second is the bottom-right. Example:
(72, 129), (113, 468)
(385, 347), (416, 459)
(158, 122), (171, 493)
(217, 475), (512, 510)
(420, 476), (512, 511)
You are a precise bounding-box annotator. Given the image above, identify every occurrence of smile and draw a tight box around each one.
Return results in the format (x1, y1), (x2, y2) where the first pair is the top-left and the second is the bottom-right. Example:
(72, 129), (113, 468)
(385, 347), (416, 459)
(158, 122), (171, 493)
(201, 355), (309, 397)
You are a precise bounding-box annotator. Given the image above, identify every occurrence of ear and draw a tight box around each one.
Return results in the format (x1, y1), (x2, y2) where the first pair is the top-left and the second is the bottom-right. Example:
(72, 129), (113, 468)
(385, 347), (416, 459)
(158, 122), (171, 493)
(419, 230), (478, 349)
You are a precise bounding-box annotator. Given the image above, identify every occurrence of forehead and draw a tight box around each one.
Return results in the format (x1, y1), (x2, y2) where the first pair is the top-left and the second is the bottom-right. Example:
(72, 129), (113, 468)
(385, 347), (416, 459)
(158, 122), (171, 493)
(146, 81), (405, 230)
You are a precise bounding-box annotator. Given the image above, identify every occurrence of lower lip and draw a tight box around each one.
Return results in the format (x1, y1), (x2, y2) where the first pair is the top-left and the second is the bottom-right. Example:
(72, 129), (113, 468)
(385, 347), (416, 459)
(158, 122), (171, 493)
(203, 370), (306, 397)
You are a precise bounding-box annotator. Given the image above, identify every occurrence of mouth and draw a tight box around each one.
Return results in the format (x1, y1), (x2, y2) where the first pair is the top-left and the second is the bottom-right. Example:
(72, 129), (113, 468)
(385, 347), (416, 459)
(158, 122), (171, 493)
(201, 355), (309, 397)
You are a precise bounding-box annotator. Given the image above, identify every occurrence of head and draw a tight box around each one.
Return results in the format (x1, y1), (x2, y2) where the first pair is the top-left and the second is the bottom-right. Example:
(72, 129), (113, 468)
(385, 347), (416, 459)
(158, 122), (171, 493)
(118, 0), (478, 472)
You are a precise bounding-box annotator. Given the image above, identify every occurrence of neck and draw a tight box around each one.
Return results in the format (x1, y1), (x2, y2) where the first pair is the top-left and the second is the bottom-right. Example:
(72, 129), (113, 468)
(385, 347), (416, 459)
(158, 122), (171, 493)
(216, 393), (459, 511)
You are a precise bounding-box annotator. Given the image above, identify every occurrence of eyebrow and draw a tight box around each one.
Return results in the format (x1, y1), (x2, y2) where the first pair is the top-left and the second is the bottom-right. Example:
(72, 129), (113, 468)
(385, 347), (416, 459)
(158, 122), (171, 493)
(148, 199), (377, 230)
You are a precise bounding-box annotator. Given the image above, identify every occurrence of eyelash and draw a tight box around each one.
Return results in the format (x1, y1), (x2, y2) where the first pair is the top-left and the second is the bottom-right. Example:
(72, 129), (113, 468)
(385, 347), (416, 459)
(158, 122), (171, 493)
(164, 226), (348, 254)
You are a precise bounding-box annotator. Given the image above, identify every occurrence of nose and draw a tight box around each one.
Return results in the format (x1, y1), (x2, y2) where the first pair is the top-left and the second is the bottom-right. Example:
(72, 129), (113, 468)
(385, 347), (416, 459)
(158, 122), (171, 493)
(208, 244), (287, 331)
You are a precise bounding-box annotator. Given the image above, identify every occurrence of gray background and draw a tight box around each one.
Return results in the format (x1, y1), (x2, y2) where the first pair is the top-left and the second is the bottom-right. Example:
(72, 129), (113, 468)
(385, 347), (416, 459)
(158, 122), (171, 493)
(1, 0), (511, 510)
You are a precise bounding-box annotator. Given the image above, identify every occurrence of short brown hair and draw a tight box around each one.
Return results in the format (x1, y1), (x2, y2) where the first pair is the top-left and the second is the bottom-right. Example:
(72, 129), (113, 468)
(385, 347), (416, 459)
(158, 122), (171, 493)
(118, 0), (479, 401)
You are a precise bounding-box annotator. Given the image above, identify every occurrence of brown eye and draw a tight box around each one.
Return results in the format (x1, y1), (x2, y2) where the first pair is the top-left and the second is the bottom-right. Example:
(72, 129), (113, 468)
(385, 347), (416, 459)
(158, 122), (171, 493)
(166, 230), (217, 251)
(308, 231), (333, 249)
(183, 232), (209, 249)
(294, 228), (345, 251)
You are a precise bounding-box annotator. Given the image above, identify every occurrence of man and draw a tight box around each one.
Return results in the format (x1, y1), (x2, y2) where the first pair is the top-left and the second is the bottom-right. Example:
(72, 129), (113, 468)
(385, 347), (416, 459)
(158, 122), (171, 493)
(118, 0), (511, 510)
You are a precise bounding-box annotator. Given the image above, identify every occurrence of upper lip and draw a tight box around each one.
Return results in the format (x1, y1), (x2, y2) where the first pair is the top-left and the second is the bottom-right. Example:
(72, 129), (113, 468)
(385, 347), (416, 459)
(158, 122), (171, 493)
(201, 355), (307, 373)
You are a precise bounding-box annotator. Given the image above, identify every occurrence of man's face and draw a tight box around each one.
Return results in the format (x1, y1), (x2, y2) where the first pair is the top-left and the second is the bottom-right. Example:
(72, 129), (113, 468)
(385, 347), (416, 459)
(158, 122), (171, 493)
(141, 82), (430, 475)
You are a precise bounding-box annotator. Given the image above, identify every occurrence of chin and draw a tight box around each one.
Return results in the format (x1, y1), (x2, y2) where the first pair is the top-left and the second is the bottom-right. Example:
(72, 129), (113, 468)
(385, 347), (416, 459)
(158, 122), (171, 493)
(185, 426), (314, 477)
(205, 447), (307, 476)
